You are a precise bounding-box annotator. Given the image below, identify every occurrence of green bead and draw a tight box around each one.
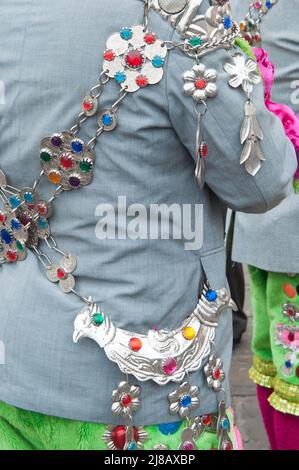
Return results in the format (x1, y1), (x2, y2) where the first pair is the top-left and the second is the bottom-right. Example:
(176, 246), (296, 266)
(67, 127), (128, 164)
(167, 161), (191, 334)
(16, 240), (24, 252)
(92, 313), (104, 326)
(293, 179), (299, 194)
(79, 160), (92, 173)
(40, 151), (52, 163)
(189, 36), (202, 47)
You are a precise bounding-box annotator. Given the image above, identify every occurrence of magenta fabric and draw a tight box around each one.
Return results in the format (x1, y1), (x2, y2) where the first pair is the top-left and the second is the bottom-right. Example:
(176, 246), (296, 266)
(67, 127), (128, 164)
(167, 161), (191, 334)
(253, 47), (299, 179)
(273, 410), (299, 450)
(256, 385), (277, 450)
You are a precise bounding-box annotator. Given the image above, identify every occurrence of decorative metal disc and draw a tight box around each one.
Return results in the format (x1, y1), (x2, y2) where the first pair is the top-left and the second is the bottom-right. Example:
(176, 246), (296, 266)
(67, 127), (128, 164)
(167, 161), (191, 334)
(73, 286), (237, 385)
(158, 0), (188, 15)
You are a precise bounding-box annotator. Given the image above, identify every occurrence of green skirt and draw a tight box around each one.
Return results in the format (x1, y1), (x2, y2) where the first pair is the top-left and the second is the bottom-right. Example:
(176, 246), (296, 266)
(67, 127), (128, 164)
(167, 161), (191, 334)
(248, 267), (299, 415)
(0, 400), (242, 450)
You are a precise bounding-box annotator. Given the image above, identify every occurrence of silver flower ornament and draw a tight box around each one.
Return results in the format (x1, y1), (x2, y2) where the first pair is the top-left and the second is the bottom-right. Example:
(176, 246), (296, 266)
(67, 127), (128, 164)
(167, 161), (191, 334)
(224, 52), (260, 93)
(103, 25), (167, 93)
(46, 254), (77, 293)
(111, 381), (141, 419)
(204, 355), (225, 392)
(183, 63), (218, 102)
(168, 381), (200, 418)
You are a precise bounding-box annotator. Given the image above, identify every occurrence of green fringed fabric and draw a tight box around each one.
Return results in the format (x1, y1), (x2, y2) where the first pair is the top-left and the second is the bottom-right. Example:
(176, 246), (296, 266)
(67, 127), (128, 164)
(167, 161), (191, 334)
(0, 400), (237, 450)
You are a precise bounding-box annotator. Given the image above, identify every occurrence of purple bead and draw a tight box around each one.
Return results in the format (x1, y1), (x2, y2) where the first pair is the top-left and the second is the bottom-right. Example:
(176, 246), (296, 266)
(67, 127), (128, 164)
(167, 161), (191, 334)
(69, 175), (81, 187)
(51, 135), (63, 147)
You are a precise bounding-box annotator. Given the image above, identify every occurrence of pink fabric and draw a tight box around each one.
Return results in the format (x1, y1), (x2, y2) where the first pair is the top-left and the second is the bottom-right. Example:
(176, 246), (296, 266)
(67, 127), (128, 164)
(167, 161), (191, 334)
(228, 406), (244, 450)
(253, 47), (299, 179)
(256, 385), (277, 450)
(273, 409), (299, 450)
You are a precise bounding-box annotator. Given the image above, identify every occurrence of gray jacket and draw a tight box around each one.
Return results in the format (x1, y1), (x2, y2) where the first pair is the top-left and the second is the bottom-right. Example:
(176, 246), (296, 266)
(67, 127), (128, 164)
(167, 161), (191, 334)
(0, 0), (296, 425)
(232, 0), (299, 273)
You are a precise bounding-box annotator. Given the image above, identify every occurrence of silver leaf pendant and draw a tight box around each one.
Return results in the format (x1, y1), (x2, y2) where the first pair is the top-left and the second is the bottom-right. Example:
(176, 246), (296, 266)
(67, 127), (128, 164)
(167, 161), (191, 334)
(240, 100), (265, 176)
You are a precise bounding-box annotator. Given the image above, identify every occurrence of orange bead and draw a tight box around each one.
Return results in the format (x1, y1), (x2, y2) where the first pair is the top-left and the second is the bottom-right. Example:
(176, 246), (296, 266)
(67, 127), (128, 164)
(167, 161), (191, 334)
(129, 337), (142, 352)
(283, 283), (296, 299)
(48, 171), (61, 185)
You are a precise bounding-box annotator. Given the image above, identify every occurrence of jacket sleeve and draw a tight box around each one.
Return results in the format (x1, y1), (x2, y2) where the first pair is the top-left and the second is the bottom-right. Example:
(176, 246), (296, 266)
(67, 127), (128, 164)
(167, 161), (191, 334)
(166, 41), (297, 213)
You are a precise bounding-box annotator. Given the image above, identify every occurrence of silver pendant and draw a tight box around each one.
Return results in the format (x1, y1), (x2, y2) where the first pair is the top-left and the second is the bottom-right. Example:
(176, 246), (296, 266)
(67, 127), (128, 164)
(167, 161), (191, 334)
(204, 355), (225, 392)
(168, 381), (200, 418)
(102, 424), (148, 450)
(73, 285), (237, 385)
(40, 131), (94, 190)
(111, 380), (141, 419)
(217, 400), (233, 450)
(158, 0), (188, 15)
(46, 254), (77, 293)
(103, 25), (167, 93)
(224, 53), (265, 176)
(240, 100), (265, 176)
(179, 426), (198, 451)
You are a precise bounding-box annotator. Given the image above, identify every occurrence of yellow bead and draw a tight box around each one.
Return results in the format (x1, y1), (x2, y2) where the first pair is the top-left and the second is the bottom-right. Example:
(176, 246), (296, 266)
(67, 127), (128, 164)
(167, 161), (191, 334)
(48, 170), (61, 185)
(240, 21), (246, 31)
(183, 326), (196, 340)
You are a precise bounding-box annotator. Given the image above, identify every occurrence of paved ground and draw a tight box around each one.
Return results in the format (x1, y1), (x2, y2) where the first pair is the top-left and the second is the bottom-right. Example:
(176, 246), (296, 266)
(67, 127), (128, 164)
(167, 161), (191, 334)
(230, 269), (269, 450)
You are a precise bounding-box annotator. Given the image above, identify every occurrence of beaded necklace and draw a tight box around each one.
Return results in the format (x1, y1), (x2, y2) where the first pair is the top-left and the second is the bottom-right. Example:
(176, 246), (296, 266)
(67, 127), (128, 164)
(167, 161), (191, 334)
(0, 0), (263, 450)
(239, 0), (279, 46)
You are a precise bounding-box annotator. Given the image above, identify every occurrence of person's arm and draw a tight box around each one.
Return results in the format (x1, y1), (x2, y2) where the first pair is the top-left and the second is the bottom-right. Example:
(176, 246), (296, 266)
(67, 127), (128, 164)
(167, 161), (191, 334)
(166, 42), (297, 213)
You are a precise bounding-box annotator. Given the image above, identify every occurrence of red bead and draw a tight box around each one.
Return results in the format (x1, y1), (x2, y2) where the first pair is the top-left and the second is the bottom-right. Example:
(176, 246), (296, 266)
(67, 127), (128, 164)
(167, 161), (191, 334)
(200, 142), (208, 159)
(244, 32), (252, 44)
(60, 154), (75, 169)
(125, 49), (144, 68)
(0, 212), (6, 224)
(38, 203), (47, 216)
(296, 366), (299, 379)
(121, 394), (132, 408)
(163, 358), (177, 375)
(7, 250), (18, 262)
(223, 440), (233, 451)
(129, 337), (142, 352)
(136, 75), (148, 87)
(288, 332), (295, 342)
(82, 99), (93, 112)
(283, 284), (296, 299)
(57, 268), (66, 279)
(202, 415), (212, 426)
(144, 32), (156, 44)
(27, 203), (35, 211)
(213, 368), (221, 380)
(19, 213), (31, 226)
(104, 49), (116, 61)
(111, 426), (139, 450)
(195, 79), (206, 90)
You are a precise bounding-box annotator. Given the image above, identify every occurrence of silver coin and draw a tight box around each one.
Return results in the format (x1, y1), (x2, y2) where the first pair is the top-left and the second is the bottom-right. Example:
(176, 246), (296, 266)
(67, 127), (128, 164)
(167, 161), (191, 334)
(158, 0), (188, 15)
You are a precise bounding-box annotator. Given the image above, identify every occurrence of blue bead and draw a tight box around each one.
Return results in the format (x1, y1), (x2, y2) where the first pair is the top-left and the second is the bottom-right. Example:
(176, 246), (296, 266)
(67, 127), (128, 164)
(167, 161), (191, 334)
(266, 1), (272, 8)
(285, 360), (292, 369)
(9, 196), (21, 209)
(221, 418), (229, 430)
(102, 114), (113, 126)
(223, 15), (231, 30)
(38, 218), (48, 229)
(180, 395), (192, 408)
(0, 228), (13, 245)
(152, 55), (164, 68)
(24, 192), (33, 203)
(205, 289), (218, 302)
(114, 71), (126, 84)
(11, 218), (21, 231)
(158, 422), (182, 435)
(71, 140), (84, 153)
(128, 442), (137, 450)
(120, 27), (133, 41)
